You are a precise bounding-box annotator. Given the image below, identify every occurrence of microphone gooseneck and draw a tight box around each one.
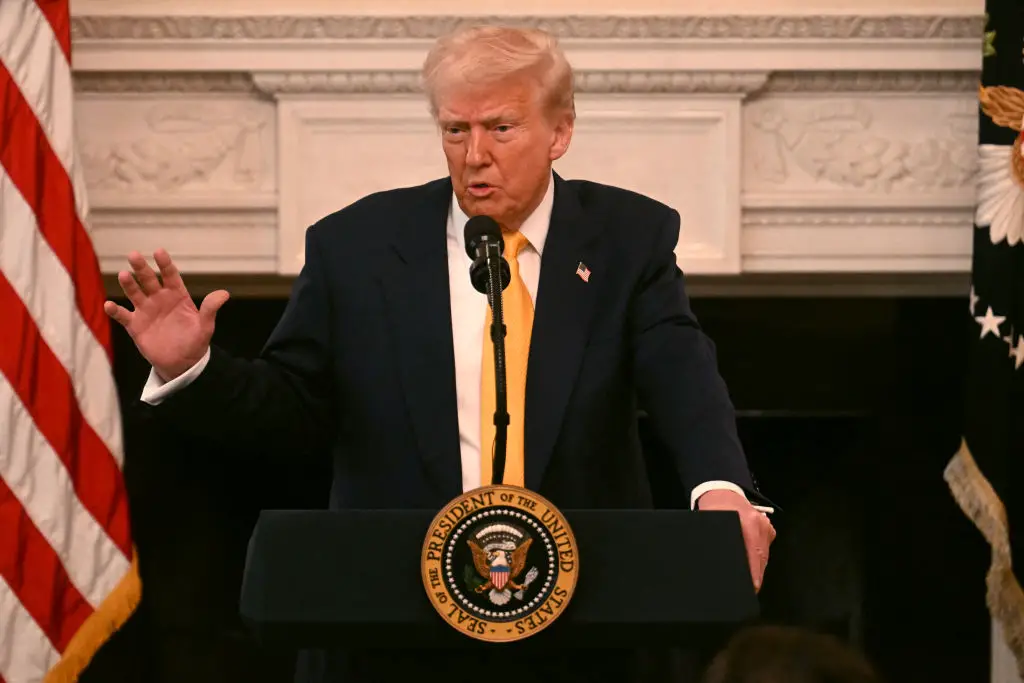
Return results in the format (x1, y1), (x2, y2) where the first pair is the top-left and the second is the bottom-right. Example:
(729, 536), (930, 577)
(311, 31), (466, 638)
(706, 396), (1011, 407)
(464, 216), (509, 487)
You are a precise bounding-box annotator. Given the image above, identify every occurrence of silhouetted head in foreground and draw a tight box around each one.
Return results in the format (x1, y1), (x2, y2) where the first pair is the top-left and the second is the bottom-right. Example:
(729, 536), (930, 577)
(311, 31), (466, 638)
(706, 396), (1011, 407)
(702, 625), (882, 683)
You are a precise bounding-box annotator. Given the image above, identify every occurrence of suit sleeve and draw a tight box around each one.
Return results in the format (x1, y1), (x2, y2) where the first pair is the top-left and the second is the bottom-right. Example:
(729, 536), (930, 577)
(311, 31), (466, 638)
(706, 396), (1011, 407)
(630, 209), (755, 499)
(143, 224), (336, 456)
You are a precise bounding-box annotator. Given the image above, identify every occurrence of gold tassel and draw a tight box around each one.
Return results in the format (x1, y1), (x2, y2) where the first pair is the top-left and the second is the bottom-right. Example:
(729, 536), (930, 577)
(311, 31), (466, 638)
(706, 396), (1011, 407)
(43, 550), (142, 683)
(945, 439), (1024, 679)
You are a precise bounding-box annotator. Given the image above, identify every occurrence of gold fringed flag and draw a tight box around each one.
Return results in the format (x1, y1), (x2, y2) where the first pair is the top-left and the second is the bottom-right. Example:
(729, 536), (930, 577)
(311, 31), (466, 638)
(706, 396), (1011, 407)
(0, 1), (141, 681)
(944, 0), (1024, 677)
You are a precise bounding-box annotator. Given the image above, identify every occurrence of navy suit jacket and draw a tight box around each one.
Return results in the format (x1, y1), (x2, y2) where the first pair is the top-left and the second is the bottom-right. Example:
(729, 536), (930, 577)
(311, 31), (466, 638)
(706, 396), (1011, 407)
(149, 172), (758, 681)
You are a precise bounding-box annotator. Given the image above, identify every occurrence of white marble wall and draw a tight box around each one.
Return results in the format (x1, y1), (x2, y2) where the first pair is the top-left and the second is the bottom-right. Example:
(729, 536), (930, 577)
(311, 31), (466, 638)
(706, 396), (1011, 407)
(69, 1), (985, 278)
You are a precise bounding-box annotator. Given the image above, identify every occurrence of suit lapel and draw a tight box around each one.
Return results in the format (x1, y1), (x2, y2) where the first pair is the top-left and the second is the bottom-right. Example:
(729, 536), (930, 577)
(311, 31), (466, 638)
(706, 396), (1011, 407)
(379, 178), (463, 499)
(525, 174), (605, 490)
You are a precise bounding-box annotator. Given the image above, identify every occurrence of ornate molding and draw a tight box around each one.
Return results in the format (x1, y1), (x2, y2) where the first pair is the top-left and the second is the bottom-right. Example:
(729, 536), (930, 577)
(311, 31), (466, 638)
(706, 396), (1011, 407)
(70, 15), (983, 42)
(92, 209), (277, 230)
(91, 208), (279, 275)
(742, 211), (973, 227)
(73, 69), (978, 96)
(251, 71), (417, 95)
(74, 72), (256, 93)
(740, 208), (972, 273)
(763, 70), (979, 93)
(576, 71), (769, 94)
(251, 70), (770, 95)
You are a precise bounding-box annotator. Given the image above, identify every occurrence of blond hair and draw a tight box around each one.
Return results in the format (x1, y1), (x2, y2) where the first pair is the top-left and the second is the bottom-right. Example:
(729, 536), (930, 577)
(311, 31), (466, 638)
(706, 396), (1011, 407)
(421, 25), (575, 121)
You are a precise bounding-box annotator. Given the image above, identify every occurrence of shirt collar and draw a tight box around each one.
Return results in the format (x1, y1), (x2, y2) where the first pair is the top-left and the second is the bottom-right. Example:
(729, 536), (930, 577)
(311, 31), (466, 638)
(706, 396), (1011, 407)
(448, 171), (554, 257)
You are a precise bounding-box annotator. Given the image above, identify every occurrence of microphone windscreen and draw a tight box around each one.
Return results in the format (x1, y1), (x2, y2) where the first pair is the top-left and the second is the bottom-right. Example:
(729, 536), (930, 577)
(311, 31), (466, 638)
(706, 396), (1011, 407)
(464, 215), (502, 259)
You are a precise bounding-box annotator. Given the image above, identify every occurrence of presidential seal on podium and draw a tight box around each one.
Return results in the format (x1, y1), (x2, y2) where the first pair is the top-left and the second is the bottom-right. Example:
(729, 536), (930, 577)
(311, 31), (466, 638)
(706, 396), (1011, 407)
(421, 485), (578, 642)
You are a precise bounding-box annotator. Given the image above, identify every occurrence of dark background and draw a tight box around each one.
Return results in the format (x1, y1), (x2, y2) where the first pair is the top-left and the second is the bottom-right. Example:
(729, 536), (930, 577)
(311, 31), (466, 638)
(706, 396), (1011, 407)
(80, 292), (991, 683)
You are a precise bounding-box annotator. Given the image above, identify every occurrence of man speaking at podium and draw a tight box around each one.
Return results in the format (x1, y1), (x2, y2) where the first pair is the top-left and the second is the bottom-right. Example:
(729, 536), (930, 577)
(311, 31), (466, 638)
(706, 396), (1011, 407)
(106, 23), (775, 683)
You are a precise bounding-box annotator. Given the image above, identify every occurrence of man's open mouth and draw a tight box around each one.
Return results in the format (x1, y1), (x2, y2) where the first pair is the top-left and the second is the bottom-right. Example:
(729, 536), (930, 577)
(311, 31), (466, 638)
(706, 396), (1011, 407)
(468, 183), (494, 196)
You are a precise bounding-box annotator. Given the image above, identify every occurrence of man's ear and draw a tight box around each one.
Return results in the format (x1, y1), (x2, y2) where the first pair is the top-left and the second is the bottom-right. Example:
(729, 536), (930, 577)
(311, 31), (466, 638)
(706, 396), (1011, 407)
(549, 113), (574, 162)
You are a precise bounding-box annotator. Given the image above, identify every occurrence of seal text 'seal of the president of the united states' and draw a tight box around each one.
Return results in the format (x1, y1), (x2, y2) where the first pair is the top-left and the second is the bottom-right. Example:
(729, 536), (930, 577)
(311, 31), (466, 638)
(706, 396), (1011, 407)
(421, 485), (579, 642)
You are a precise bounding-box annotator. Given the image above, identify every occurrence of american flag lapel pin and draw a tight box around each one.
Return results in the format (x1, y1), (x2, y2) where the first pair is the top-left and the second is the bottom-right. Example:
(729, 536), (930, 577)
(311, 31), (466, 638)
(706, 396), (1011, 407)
(575, 262), (591, 283)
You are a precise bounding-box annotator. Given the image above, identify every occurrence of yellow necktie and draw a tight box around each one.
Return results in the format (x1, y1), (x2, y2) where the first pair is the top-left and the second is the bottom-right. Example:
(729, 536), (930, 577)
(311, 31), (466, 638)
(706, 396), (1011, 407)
(480, 229), (533, 488)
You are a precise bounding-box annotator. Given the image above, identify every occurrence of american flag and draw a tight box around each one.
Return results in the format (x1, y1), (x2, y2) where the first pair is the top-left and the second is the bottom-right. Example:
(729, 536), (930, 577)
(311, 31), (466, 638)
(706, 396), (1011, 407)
(0, 2), (139, 681)
(575, 262), (590, 283)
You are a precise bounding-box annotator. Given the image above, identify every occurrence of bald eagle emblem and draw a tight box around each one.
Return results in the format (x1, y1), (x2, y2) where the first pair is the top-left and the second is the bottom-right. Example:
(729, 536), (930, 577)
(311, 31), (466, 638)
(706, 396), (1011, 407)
(467, 523), (539, 606)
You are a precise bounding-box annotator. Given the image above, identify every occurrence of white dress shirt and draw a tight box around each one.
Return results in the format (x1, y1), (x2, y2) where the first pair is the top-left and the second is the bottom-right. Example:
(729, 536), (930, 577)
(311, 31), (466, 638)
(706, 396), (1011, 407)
(141, 173), (743, 507)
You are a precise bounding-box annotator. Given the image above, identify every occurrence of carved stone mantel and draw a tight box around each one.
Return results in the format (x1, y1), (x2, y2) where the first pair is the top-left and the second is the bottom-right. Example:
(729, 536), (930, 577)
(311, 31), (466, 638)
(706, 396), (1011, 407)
(70, 2), (985, 280)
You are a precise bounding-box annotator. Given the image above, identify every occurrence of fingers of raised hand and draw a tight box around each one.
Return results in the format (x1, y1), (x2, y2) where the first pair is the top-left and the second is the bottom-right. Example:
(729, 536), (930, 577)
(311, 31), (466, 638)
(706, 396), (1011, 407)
(117, 249), (187, 304)
(117, 269), (146, 308)
(153, 248), (185, 291)
(127, 250), (162, 295)
(103, 300), (132, 328)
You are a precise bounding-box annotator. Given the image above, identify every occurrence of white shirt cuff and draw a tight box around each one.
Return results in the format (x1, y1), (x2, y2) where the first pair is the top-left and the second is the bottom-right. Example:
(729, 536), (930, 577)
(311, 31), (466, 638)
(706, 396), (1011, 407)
(690, 480), (747, 510)
(140, 347), (212, 405)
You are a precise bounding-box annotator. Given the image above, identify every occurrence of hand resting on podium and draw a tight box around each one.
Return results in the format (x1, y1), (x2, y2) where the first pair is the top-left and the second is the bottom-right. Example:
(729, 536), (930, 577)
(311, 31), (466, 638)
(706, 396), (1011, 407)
(697, 489), (776, 592)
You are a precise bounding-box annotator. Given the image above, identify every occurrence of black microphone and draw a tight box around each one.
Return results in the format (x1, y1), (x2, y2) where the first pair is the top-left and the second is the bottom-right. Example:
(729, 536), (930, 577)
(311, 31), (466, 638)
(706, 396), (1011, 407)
(464, 216), (510, 293)
(464, 215), (509, 487)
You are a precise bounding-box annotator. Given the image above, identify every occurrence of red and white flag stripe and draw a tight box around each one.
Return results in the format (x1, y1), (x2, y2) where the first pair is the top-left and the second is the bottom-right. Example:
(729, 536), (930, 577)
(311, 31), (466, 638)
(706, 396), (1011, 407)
(0, 2), (139, 682)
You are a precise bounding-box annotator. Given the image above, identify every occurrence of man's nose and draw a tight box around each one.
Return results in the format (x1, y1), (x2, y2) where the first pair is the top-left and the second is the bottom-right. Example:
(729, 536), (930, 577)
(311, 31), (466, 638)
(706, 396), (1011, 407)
(465, 128), (491, 167)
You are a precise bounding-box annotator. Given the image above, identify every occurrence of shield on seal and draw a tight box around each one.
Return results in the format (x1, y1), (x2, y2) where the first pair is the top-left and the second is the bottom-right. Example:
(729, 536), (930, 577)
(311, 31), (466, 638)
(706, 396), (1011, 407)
(490, 564), (510, 590)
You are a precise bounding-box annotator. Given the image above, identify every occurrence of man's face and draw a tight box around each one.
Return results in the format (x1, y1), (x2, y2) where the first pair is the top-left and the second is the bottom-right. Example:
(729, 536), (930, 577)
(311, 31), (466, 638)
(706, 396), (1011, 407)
(436, 75), (573, 231)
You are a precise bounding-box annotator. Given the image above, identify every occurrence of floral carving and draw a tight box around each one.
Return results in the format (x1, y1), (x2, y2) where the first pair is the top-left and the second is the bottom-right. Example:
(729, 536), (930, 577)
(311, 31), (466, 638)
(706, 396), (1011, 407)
(749, 101), (977, 192)
(80, 104), (269, 193)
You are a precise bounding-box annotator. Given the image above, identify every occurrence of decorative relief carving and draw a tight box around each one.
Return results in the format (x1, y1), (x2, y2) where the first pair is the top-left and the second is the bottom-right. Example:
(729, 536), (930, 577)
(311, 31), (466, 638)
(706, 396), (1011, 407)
(763, 71), (979, 93)
(743, 211), (973, 227)
(74, 72), (256, 93)
(75, 70), (975, 96)
(575, 71), (768, 95)
(70, 15), (983, 42)
(746, 100), (978, 192)
(78, 102), (274, 194)
(252, 70), (769, 95)
(252, 72), (419, 95)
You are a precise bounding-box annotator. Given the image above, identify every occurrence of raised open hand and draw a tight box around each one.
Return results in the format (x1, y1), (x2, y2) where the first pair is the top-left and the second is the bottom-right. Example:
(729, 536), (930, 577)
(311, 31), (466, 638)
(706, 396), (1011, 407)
(103, 249), (229, 382)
